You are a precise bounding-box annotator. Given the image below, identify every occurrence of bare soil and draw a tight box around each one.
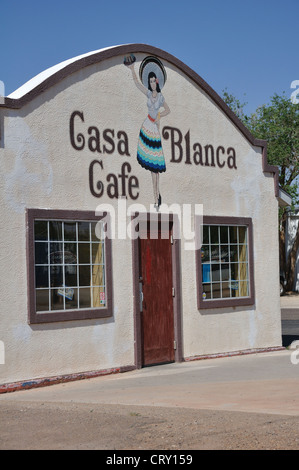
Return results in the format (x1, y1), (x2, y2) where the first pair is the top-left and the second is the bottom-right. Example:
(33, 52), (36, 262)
(1, 400), (299, 450)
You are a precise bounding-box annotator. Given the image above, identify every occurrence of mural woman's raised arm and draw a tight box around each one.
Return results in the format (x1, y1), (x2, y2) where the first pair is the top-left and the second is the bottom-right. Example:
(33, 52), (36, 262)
(128, 63), (148, 96)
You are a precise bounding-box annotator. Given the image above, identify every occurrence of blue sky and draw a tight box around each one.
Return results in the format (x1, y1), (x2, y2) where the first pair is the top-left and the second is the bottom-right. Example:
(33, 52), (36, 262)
(1, 0), (298, 115)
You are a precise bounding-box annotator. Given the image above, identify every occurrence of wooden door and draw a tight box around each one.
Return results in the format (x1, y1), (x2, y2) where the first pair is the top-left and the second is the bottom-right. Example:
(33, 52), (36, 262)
(139, 224), (174, 366)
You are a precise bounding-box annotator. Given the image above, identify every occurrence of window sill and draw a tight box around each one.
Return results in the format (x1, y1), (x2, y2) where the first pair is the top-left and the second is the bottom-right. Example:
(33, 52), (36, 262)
(198, 296), (255, 310)
(28, 307), (112, 324)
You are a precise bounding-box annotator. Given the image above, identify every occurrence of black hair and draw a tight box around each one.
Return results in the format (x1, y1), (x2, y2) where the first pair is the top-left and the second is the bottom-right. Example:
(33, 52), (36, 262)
(148, 72), (161, 93)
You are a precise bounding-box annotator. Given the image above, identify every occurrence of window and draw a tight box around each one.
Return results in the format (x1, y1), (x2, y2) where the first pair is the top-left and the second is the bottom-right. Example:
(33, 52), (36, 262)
(196, 216), (255, 309)
(27, 209), (112, 323)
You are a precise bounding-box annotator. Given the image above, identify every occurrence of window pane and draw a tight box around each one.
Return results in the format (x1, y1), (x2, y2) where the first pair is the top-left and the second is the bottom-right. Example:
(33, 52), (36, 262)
(51, 289), (64, 310)
(220, 226), (228, 244)
(229, 245), (238, 262)
(239, 244), (247, 263)
(238, 281), (249, 297)
(49, 221), (63, 241)
(230, 263), (239, 280)
(34, 221), (48, 240)
(210, 226), (219, 244)
(202, 284), (211, 300)
(33, 217), (109, 314)
(92, 243), (104, 264)
(92, 264), (105, 286)
(65, 288), (78, 309)
(79, 243), (90, 264)
(79, 265), (91, 286)
(202, 264), (211, 283)
(230, 280), (240, 294)
(212, 264), (220, 282)
(202, 226), (209, 244)
(210, 245), (219, 262)
(229, 226), (238, 243)
(92, 287), (106, 307)
(79, 288), (91, 308)
(220, 245), (229, 262)
(199, 224), (250, 304)
(212, 283), (221, 299)
(221, 264), (230, 281)
(64, 222), (77, 241)
(201, 245), (210, 263)
(239, 226), (247, 244)
(78, 222), (90, 241)
(221, 282), (231, 298)
(65, 265), (77, 287)
(239, 263), (248, 281)
(50, 243), (63, 264)
(50, 266), (63, 287)
(35, 242), (48, 264)
(35, 266), (49, 288)
(64, 243), (77, 264)
(36, 289), (49, 312)
(91, 222), (103, 241)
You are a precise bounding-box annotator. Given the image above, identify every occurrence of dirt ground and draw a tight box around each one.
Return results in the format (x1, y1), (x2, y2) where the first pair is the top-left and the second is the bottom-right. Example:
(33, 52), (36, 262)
(1, 399), (299, 450)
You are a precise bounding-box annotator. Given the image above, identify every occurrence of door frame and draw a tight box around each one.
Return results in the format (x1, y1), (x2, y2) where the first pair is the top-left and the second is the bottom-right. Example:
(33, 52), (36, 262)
(131, 212), (183, 368)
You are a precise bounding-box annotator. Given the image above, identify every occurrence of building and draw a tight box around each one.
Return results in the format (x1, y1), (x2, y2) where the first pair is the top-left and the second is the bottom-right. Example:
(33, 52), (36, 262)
(0, 44), (289, 391)
(285, 207), (299, 292)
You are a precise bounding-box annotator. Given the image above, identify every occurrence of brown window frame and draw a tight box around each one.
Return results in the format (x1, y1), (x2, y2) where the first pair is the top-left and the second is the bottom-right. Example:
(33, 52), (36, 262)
(196, 216), (255, 309)
(26, 209), (113, 324)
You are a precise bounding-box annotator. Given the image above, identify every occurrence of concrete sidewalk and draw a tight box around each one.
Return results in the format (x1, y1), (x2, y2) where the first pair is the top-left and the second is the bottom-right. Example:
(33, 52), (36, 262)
(1, 349), (299, 416)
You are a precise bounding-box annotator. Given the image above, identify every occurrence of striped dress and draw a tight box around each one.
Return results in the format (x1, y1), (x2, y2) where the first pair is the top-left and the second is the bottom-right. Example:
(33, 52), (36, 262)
(137, 91), (166, 173)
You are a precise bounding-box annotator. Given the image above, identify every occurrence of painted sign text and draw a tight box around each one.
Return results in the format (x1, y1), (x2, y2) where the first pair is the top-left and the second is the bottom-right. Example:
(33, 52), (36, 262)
(69, 111), (238, 200)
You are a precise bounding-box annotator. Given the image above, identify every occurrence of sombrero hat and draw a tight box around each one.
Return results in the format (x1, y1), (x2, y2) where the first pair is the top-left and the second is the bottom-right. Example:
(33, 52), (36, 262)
(139, 56), (167, 90)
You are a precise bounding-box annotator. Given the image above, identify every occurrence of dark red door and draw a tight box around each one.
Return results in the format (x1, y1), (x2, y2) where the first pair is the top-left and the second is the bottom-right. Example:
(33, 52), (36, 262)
(139, 225), (174, 366)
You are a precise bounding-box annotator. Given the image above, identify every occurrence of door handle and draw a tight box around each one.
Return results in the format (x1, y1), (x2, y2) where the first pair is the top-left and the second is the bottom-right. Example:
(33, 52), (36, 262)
(139, 281), (143, 312)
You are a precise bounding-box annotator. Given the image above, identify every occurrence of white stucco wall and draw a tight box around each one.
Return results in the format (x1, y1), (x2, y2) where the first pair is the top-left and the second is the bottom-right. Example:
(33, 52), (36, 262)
(0, 47), (282, 385)
(286, 209), (299, 292)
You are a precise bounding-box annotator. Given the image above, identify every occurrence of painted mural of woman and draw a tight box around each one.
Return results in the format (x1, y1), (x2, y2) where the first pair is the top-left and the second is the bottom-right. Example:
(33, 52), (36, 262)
(124, 55), (170, 207)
